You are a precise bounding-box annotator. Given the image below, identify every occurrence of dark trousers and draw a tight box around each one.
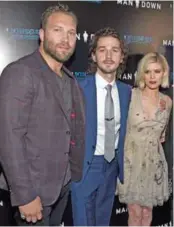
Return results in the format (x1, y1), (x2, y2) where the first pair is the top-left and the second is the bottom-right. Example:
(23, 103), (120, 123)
(71, 155), (118, 226)
(15, 182), (70, 226)
(0, 189), (14, 225)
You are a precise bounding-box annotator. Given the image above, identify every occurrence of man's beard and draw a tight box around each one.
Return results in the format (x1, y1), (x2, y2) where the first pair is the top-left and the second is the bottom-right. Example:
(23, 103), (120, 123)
(43, 39), (75, 63)
(98, 64), (117, 75)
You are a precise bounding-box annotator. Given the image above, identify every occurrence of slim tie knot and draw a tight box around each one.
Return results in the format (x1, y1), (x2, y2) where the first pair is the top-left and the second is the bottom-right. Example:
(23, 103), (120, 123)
(105, 84), (112, 93)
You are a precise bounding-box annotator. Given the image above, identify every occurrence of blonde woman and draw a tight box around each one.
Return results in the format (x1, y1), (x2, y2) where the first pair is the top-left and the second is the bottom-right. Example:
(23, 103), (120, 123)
(118, 52), (172, 226)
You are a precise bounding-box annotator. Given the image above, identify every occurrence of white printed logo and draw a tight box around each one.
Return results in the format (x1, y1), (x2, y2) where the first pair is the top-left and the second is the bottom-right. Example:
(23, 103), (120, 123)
(116, 0), (162, 10)
(118, 72), (137, 81)
(76, 31), (94, 42)
(83, 31), (89, 42)
(156, 221), (172, 226)
(0, 201), (3, 206)
(116, 207), (128, 214)
(163, 40), (174, 46)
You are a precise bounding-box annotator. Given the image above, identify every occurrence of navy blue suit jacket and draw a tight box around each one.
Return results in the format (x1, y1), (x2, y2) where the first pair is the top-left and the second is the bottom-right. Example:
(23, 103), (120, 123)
(75, 75), (131, 184)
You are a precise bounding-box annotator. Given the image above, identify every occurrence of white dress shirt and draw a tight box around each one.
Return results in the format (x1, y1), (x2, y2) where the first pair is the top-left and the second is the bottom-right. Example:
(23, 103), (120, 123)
(94, 73), (120, 155)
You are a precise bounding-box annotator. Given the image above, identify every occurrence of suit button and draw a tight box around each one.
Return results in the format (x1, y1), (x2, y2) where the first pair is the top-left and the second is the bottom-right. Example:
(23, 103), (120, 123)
(70, 140), (75, 145)
(92, 145), (95, 150)
(66, 131), (70, 135)
(87, 161), (90, 165)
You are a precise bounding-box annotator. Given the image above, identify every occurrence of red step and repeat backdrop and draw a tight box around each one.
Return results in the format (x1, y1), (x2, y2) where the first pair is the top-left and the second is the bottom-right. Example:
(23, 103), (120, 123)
(0, 1), (173, 226)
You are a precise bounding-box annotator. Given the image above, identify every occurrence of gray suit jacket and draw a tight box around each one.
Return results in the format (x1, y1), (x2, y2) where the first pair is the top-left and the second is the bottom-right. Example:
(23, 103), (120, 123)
(0, 50), (85, 206)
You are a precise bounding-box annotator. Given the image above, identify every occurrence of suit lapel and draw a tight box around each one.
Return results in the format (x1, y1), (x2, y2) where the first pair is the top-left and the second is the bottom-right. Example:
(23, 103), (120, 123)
(116, 80), (124, 129)
(84, 76), (97, 146)
(34, 50), (71, 126)
(43, 70), (71, 126)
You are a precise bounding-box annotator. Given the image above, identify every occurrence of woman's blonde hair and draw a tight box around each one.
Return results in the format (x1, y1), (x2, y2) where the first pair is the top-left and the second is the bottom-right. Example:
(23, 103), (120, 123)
(135, 52), (169, 89)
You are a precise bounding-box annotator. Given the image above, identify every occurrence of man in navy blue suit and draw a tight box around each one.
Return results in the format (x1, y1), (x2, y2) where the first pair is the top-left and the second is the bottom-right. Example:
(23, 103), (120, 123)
(71, 27), (131, 226)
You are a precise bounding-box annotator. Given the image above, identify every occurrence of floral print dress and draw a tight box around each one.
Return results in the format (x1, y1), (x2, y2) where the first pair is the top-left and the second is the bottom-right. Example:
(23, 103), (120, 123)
(118, 88), (172, 208)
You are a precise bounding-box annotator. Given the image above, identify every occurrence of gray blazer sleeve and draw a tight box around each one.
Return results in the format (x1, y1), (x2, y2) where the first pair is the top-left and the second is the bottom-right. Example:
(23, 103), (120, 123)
(0, 63), (37, 206)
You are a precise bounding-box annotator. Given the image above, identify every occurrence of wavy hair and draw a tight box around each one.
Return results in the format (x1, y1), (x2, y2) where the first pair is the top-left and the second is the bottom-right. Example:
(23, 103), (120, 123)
(88, 27), (128, 78)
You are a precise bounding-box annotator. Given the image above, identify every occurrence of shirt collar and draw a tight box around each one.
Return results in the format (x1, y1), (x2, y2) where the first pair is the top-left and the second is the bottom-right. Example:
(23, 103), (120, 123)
(95, 72), (115, 89)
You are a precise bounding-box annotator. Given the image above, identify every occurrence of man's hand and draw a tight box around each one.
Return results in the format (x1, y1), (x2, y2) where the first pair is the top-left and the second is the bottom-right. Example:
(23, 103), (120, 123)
(19, 196), (43, 223)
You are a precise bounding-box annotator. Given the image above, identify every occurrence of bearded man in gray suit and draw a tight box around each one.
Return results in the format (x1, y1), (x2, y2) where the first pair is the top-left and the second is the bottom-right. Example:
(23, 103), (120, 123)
(0, 3), (85, 226)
